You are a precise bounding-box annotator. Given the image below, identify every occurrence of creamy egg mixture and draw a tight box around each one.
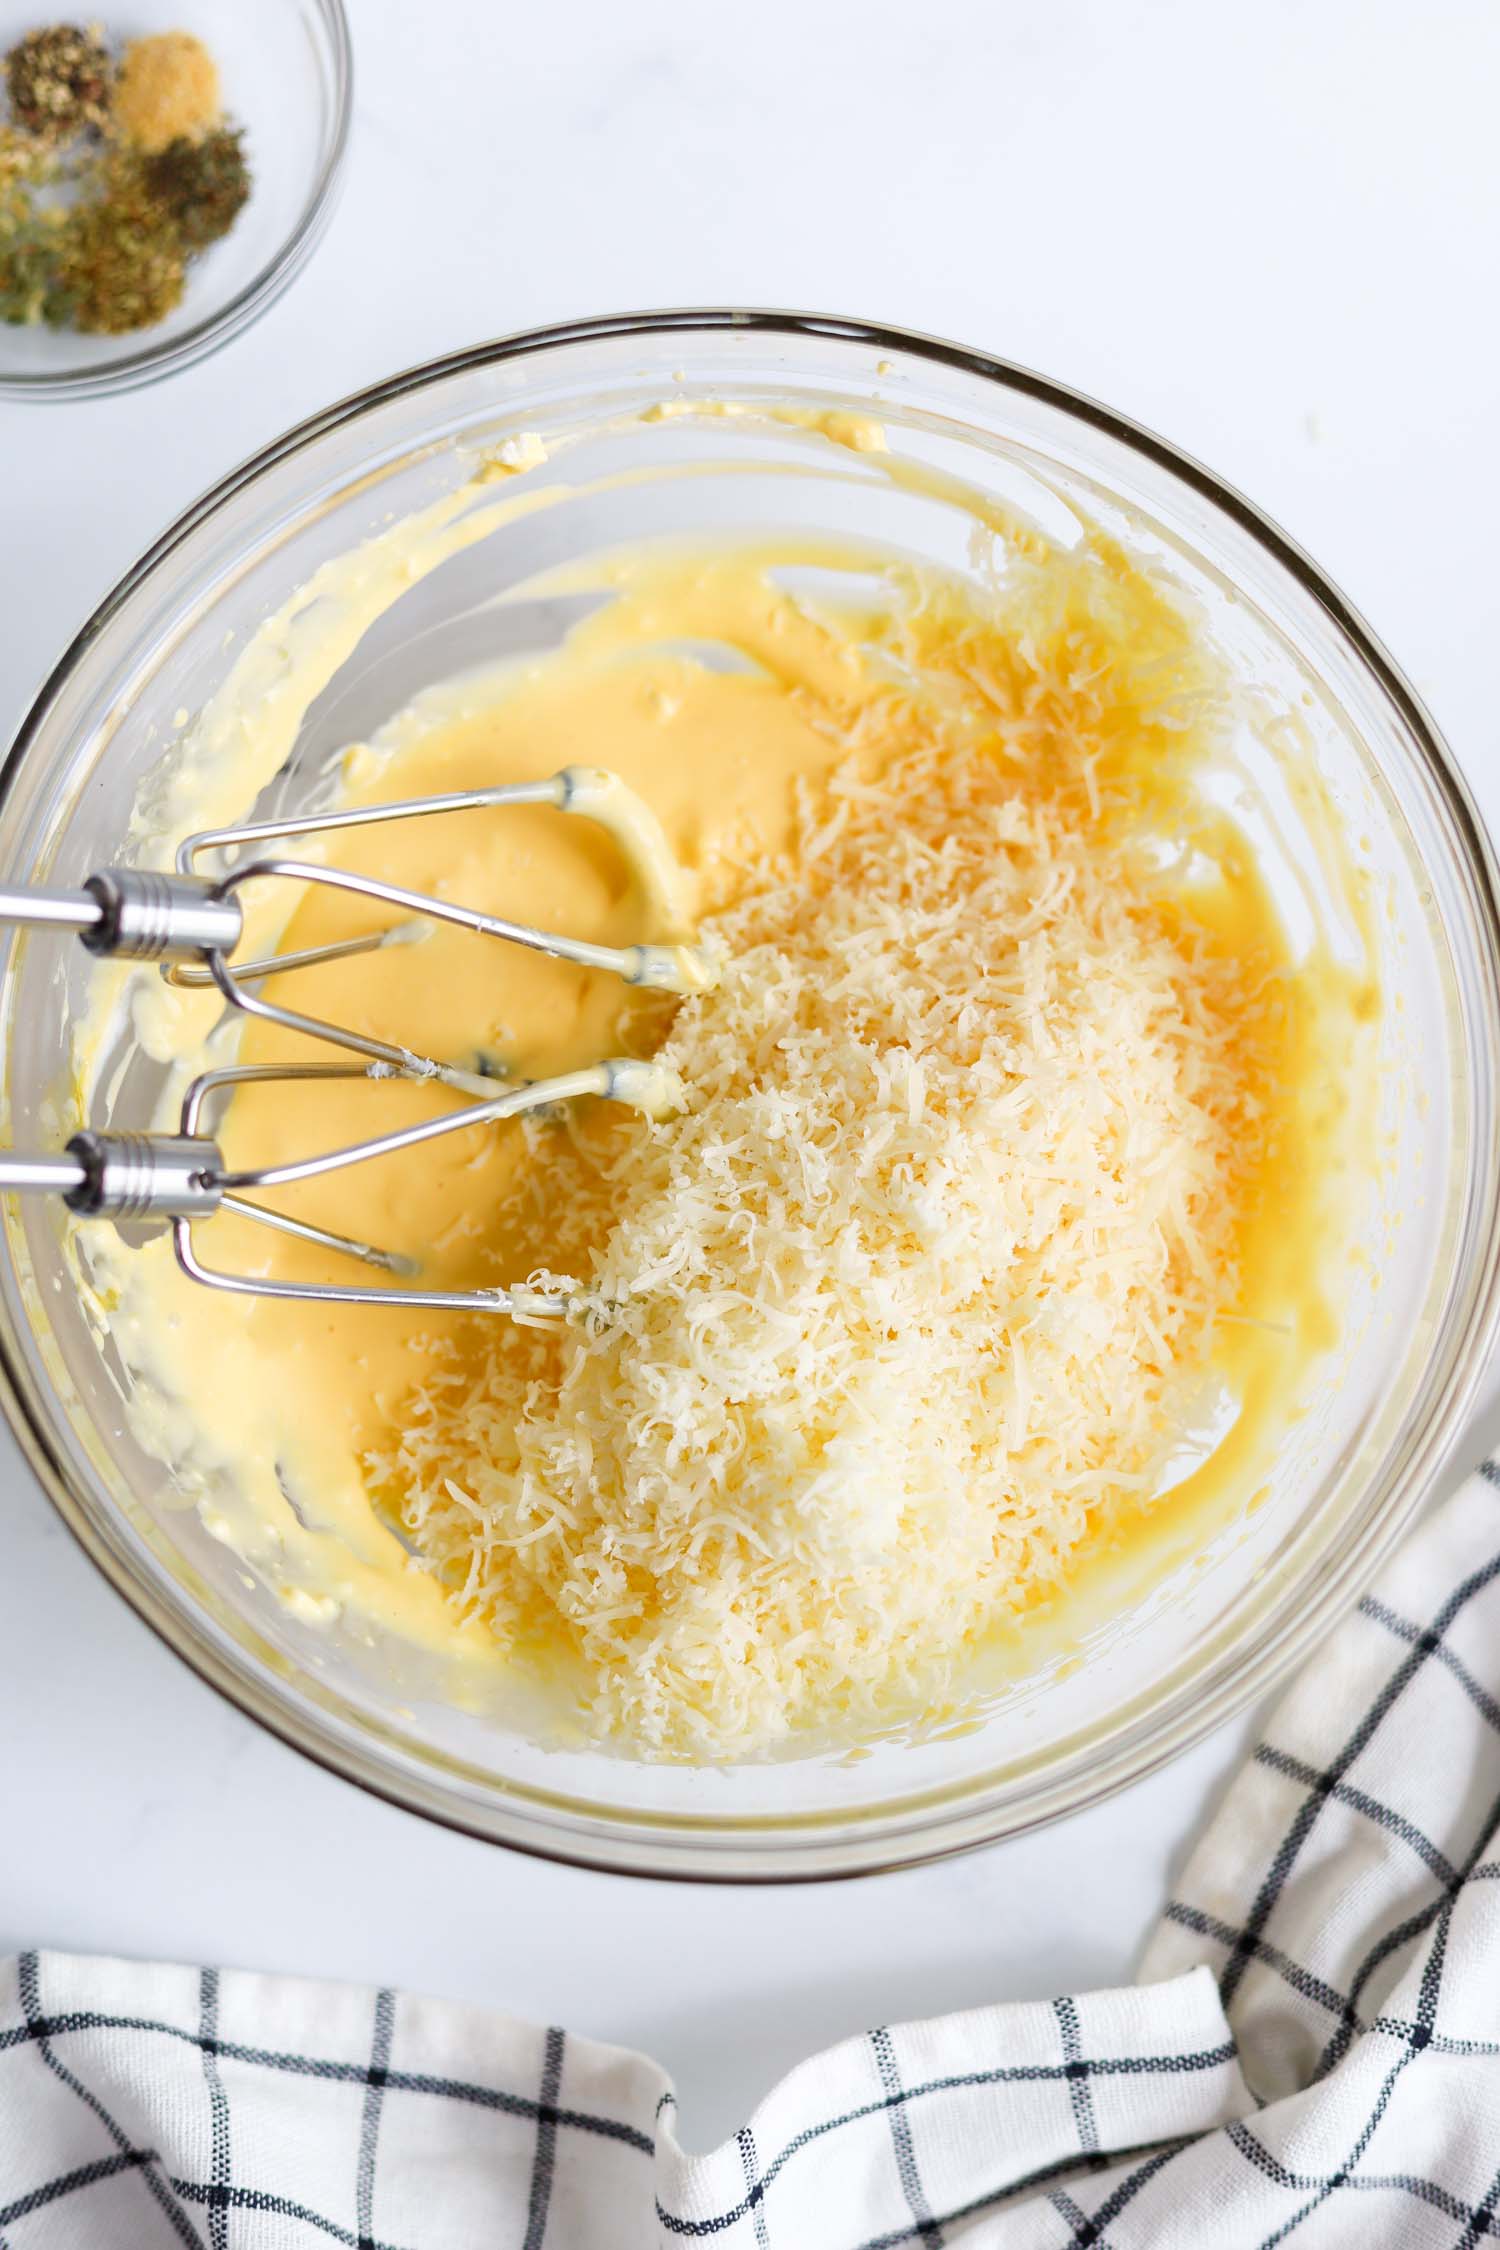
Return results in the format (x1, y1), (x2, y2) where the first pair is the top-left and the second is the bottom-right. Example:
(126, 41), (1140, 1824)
(73, 419), (1376, 1758)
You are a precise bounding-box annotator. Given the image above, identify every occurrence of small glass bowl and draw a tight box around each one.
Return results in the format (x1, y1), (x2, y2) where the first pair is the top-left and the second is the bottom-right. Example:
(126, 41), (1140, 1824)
(0, 0), (350, 398)
(3, 312), (1500, 1879)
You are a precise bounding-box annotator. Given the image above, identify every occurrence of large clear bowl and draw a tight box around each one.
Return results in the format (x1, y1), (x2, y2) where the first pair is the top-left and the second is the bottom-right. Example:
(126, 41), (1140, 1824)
(2, 311), (1498, 1879)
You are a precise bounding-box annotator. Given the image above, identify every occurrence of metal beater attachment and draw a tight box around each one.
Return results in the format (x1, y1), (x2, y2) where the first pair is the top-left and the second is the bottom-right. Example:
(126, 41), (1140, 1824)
(0, 1056), (683, 1317)
(0, 763), (714, 1314)
(0, 766), (719, 1098)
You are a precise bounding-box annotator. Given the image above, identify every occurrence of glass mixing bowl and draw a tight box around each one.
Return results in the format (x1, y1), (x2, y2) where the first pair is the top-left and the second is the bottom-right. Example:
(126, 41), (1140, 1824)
(3, 311), (1499, 1879)
(0, 0), (351, 399)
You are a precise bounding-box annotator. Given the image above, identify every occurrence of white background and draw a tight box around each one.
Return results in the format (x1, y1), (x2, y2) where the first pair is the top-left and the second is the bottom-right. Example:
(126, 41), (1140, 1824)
(3, 0), (1500, 2153)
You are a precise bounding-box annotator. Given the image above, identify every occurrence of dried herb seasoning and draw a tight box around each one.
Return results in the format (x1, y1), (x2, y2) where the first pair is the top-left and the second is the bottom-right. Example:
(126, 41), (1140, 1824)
(48, 149), (186, 331)
(144, 124), (248, 251)
(0, 118), (54, 210)
(4, 22), (111, 139)
(0, 19), (253, 337)
(0, 122), (61, 323)
(0, 225), (53, 323)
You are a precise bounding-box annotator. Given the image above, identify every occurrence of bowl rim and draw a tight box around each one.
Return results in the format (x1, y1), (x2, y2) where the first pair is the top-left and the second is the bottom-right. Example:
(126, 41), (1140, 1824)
(0, 0), (353, 401)
(4, 305), (1500, 1880)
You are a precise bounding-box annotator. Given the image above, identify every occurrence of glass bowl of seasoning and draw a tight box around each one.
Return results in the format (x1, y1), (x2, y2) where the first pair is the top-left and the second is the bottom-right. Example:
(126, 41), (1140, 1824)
(0, 0), (350, 397)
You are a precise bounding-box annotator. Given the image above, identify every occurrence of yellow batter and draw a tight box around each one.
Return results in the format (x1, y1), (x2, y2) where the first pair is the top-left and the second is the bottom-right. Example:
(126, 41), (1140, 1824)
(79, 431), (1376, 1759)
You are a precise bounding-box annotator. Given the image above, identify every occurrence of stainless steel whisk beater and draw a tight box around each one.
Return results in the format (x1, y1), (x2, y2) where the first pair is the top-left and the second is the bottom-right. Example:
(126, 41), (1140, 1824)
(0, 766), (710, 1316)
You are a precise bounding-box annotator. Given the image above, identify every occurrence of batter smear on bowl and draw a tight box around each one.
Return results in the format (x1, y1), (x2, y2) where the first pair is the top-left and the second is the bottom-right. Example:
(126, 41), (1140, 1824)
(90, 487), (1369, 1762)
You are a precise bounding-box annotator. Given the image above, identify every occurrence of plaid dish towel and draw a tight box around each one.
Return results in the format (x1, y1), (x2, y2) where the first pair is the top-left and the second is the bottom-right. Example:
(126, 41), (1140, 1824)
(4, 1465), (1500, 2247)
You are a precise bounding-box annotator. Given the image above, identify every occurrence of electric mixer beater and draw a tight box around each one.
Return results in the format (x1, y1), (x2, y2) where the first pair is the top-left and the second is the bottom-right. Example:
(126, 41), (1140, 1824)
(0, 767), (714, 1317)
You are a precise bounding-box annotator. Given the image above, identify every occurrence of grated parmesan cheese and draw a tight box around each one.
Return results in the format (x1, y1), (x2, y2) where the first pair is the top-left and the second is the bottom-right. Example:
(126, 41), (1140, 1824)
(369, 739), (1275, 1761)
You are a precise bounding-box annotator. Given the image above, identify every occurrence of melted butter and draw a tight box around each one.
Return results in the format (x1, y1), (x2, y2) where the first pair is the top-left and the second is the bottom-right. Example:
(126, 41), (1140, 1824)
(644, 398), (890, 454)
(72, 440), (1380, 1737)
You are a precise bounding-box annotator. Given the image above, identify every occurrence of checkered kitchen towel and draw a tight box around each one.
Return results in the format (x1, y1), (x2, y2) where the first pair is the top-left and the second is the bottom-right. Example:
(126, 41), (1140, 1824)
(4, 1463), (1500, 2247)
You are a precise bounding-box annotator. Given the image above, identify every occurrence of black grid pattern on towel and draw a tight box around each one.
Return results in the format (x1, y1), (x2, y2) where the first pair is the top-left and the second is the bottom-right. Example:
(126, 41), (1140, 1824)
(0, 1957), (1238, 2250)
(0, 1959), (649, 2249)
(2, 1466), (1499, 2245)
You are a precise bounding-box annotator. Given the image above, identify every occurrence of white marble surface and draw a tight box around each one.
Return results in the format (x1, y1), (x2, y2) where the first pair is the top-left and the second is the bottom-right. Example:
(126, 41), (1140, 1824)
(2, 0), (1500, 2153)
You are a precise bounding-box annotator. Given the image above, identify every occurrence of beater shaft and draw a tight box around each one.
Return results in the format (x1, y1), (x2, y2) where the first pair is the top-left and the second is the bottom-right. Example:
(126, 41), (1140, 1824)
(0, 1150), (90, 1196)
(0, 869), (242, 960)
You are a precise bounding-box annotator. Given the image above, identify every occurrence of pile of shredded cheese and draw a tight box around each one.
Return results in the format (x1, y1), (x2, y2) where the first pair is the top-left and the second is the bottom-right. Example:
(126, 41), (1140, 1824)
(370, 736), (1273, 1761)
